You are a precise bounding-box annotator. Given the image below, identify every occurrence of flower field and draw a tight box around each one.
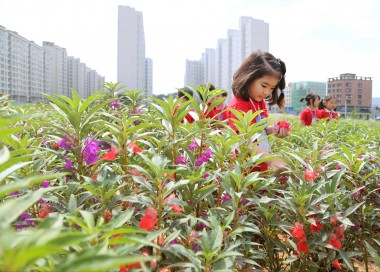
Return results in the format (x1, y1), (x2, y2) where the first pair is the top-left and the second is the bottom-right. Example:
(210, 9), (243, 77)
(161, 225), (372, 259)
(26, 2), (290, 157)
(0, 84), (379, 272)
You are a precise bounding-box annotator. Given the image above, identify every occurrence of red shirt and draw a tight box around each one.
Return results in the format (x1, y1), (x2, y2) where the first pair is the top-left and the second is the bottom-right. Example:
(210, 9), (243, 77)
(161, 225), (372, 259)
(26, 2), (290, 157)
(317, 109), (338, 121)
(227, 97), (268, 131)
(206, 105), (228, 121)
(173, 105), (195, 123)
(300, 108), (318, 126)
(227, 96), (269, 172)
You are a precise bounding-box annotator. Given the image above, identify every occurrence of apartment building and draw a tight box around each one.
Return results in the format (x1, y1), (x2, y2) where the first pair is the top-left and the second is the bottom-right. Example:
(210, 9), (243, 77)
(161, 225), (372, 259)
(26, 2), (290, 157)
(328, 73), (372, 119)
(0, 25), (104, 103)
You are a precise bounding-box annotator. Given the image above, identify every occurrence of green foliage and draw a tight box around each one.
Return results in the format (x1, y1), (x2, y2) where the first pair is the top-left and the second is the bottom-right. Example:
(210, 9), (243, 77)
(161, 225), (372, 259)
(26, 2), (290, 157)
(0, 86), (379, 271)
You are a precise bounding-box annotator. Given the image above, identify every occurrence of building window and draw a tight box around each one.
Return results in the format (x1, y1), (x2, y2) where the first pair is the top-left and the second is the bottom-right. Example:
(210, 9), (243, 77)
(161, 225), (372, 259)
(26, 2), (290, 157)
(346, 100), (351, 104)
(345, 88), (351, 92)
(346, 83), (351, 87)
(358, 95), (362, 99)
(358, 100), (362, 105)
(337, 89), (342, 93)
(358, 83), (362, 87)
(358, 89), (362, 93)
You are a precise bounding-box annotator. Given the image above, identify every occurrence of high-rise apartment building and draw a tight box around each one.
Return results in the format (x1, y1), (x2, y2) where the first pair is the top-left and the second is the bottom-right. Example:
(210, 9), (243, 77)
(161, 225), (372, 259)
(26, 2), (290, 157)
(117, 6), (147, 93)
(0, 25), (104, 103)
(202, 48), (216, 87)
(184, 60), (203, 88)
(328, 73), (372, 118)
(291, 81), (327, 112)
(43, 41), (69, 97)
(215, 39), (228, 90)
(239, 17), (269, 60)
(184, 16), (269, 93)
(145, 58), (153, 97)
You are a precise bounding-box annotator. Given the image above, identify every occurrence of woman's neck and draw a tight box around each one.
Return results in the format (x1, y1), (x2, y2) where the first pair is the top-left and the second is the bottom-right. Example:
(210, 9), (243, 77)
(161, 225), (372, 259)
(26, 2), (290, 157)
(308, 106), (317, 110)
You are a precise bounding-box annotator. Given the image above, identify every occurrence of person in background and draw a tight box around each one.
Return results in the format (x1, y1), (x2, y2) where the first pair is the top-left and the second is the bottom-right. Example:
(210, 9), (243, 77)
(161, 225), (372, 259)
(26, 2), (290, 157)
(205, 88), (228, 121)
(226, 50), (288, 173)
(317, 95), (338, 122)
(174, 86), (195, 123)
(299, 93), (321, 126)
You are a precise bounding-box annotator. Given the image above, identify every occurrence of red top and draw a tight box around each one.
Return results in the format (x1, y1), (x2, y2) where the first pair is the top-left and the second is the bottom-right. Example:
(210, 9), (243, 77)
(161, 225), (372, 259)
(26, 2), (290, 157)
(300, 108), (317, 126)
(173, 105), (195, 123)
(227, 97), (268, 131)
(227, 96), (269, 172)
(206, 105), (228, 121)
(317, 109), (338, 121)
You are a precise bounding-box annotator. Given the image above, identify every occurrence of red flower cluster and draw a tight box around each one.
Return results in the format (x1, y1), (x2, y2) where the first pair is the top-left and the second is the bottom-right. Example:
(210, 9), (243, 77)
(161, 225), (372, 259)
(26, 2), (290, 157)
(127, 140), (142, 154)
(276, 120), (291, 131)
(38, 204), (52, 218)
(290, 222), (309, 253)
(102, 144), (122, 161)
(304, 170), (319, 182)
(139, 207), (157, 231)
(309, 217), (323, 232)
(164, 194), (183, 213)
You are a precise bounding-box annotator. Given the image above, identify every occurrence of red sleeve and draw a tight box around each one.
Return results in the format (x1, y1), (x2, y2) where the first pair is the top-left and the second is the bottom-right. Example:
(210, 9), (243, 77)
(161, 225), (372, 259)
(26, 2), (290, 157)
(317, 109), (329, 119)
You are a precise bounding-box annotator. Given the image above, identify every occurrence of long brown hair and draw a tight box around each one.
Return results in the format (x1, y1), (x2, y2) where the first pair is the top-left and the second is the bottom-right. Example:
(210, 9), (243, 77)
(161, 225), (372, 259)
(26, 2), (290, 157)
(232, 50), (286, 109)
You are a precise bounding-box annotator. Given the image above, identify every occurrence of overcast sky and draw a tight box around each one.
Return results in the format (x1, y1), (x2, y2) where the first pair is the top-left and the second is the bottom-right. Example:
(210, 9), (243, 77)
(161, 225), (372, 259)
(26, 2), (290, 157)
(1, 0), (379, 97)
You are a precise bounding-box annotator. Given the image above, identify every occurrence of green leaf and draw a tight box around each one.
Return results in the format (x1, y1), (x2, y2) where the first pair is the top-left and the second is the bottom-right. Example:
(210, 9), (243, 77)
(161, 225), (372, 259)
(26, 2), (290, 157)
(54, 255), (154, 272)
(338, 249), (355, 271)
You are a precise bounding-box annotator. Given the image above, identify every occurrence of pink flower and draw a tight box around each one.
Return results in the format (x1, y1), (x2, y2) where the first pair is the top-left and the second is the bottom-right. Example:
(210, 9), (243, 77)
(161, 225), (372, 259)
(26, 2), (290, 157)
(304, 170), (318, 182)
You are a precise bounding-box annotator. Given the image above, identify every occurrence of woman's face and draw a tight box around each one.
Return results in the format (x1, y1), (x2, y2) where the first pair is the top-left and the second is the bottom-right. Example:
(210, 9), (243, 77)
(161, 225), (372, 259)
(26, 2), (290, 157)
(325, 98), (337, 111)
(248, 75), (279, 102)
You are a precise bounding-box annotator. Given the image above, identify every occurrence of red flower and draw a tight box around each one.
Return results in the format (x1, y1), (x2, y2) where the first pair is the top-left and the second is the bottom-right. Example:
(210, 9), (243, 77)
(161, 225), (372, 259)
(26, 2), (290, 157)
(38, 204), (51, 218)
(102, 144), (122, 161)
(139, 207), (157, 231)
(304, 170), (318, 182)
(119, 263), (142, 272)
(291, 222), (306, 240)
(276, 120), (291, 131)
(310, 219), (323, 232)
(279, 175), (289, 184)
(327, 239), (342, 250)
(164, 194), (183, 213)
(52, 142), (59, 151)
(335, 225), (345, 240)
(332, 260), (342, 270)
(105, 212), (112, 223)
(127, 140), (142, 154)
(296, 240), (309, 253)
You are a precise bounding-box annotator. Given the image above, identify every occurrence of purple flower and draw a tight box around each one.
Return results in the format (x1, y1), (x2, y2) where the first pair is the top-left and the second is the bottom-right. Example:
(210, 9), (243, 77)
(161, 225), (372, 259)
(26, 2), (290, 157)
(198, 222), (207, 230)
(202, 173), (210, 179)
(64, 157), (73, 171)
(176, 154), (187, 164)
(38, 198), (47, 204)
(59, 134), (75, 151)
(221, 194), (231, 203)
(170, 239), (178, 245)
(40, 180), (50, 188)
(241, 199), (249, 205)
(188, 140), (198, 151)
(109, 100), (121, 110)
(82, 137), (100, 165)
(16, 212), (35, 229)
(135, 108), (142, 114)
(9, 190), (20, 196)
(192, 243), (201, 253)
(195, 148), (214, 167)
